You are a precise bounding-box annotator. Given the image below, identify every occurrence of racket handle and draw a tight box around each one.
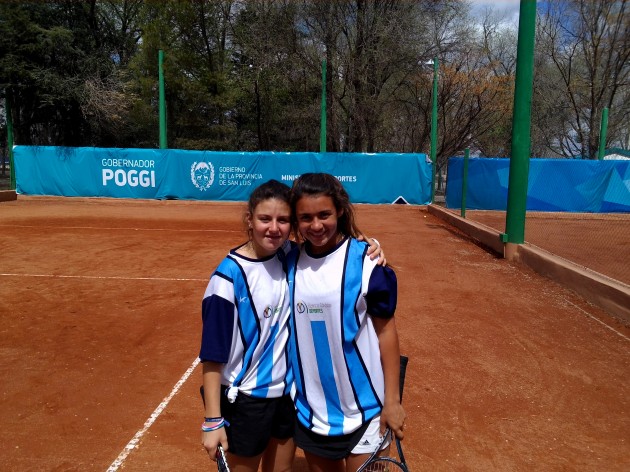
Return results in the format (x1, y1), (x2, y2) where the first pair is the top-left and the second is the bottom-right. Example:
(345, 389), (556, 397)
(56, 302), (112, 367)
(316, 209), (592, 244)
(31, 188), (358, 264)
(399, 355), (408, 401)
(216, 445), (230, 472)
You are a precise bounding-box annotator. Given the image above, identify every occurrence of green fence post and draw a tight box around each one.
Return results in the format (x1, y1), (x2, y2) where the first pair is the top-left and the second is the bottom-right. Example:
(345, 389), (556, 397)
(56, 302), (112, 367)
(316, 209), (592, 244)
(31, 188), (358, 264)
(320, 59), (327, 153)
(461, 148), (469, 218)
(504, 0), (536, 247)
(430, 57), (439, 203)
(6, 87), (15, 190)
(158, 50), (167, 149)
(598, 107), (608, 160)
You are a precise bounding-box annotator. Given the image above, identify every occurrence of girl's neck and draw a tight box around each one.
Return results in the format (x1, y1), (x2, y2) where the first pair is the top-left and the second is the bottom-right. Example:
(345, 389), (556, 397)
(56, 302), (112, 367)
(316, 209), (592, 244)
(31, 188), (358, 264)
(307, 232), (346, 255)
(237, 241), (273, 259)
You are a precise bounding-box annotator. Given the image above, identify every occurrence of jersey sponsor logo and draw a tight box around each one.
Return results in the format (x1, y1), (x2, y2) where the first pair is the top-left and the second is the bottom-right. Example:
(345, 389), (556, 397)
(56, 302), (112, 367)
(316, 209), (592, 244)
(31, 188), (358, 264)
(191, 161), (215, 191)
(296, 301), (330, 315)
(263, 305), (281, 318)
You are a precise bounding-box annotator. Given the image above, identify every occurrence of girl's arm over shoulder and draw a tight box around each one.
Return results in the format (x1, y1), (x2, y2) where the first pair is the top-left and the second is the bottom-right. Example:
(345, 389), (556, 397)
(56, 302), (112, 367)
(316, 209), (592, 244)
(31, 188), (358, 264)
(359, 235), (387, 266)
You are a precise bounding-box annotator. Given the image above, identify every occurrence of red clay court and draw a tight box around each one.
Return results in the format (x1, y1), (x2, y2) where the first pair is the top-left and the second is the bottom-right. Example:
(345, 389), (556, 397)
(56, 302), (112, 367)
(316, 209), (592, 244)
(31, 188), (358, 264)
(1, 196), (629, 471)
(462, 209), (630, 287)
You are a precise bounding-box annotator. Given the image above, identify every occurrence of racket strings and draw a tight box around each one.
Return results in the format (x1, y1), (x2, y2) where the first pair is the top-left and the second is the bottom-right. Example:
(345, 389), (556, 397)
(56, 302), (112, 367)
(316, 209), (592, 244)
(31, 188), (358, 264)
(363, 456), (408, 472)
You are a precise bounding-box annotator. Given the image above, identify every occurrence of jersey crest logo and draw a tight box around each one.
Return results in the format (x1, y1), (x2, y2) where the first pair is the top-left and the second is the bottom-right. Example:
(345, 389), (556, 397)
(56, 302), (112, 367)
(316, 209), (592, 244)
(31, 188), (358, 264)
(191, 161), (215, 191)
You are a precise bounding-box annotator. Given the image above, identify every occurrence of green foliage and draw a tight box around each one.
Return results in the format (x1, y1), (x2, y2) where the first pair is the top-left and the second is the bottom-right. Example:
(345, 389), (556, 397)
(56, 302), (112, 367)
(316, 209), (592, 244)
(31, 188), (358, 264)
(0, 1), (142, 146)
(0, 0), (627, 157)
(127, 1), (238, 149)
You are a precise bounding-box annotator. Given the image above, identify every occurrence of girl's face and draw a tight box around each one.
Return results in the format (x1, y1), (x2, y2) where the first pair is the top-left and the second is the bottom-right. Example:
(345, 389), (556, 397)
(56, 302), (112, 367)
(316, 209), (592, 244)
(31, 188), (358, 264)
(295, 194), (343, 254)
(247, 198), (291, 257)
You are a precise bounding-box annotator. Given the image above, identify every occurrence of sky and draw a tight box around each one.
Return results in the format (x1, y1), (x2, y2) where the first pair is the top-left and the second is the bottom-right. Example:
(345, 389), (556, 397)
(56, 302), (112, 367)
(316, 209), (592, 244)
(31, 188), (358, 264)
(468, 0), (522, 25)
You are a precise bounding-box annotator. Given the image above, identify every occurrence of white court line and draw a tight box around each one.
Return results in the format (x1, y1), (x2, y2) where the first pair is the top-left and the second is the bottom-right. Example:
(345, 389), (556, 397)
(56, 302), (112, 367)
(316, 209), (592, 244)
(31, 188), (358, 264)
(0, 273), (207, 282)
(106, 357), (201, 472)
(0, 224), (240, 233)
(564, 298), (630, 342)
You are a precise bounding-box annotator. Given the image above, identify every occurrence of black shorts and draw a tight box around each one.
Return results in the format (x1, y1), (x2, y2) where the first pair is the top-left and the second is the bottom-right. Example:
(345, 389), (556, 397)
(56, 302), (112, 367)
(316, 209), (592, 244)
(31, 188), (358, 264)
(221, 389), (295, 457)
(294, 420), (371, 460)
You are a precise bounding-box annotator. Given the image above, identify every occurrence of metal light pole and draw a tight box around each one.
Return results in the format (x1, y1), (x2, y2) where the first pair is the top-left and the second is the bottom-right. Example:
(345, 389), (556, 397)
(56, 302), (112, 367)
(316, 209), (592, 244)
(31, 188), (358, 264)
(158, 50), (167, 149)
(320, 59), (327, 153)
(461, 148), (470, 218)
(6, 87), (15, 190)
(598, 107), (609, 160)
(430, 57), (439, 203)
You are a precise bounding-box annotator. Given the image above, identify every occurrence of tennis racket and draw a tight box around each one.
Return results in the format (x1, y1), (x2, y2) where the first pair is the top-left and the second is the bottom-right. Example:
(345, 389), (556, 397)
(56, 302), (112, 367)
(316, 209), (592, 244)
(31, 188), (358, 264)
(356, 355), (409, 472)
(200, 385), (231, 472)
(216, 444), (230, 472)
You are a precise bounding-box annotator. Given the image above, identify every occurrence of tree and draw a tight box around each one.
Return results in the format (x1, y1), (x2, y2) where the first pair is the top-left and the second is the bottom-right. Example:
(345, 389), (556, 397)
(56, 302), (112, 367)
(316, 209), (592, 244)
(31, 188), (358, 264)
(379, 0), (513, 164)
(127, 1), (240, 150)
(535, 0), (630, 158)
(472, 7), (518, 157)
(300, 0), (443, 153)
(231, 0), (316, 151)
(0, 1), (143, 147)
(3, 0), (625, 159)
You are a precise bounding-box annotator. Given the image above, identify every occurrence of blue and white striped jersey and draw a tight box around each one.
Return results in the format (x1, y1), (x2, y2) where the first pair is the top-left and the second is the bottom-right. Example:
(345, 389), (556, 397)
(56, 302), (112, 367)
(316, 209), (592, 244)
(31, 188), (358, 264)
(287, 237), (397, 436)
(199, 242), (294, 399)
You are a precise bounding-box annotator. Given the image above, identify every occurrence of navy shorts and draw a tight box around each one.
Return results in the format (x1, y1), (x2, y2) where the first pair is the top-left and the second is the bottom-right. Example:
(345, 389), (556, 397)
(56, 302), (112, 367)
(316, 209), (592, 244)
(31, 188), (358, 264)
(294, 419), (371, 460)
(221, 389), (295, 457)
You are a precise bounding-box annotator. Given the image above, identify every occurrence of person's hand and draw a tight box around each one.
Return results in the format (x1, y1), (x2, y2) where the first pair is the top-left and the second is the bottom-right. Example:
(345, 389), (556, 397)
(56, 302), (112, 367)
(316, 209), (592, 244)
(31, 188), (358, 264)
(201, 428), (228, 462)
(380, 401), (406, 440)
(363, 236), (386, 266)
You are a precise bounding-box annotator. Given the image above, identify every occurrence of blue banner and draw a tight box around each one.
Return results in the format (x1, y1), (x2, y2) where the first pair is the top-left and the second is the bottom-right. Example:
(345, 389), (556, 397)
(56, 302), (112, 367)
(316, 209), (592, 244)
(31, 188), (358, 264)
(446, 157), (630, 212)
(14, 146), (432, 205)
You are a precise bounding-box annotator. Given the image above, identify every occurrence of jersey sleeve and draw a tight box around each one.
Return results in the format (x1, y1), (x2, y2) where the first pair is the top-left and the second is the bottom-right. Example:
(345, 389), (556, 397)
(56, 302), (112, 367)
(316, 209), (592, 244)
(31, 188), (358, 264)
(365, 265), (397, 319)
(199, 271), (236, 363)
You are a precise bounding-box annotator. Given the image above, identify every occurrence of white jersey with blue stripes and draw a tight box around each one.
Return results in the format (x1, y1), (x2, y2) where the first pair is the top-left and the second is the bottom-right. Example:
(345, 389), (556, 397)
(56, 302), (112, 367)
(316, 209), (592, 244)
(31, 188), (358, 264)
(199, 241), (293, 399)
(287, 237), (397, 436)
